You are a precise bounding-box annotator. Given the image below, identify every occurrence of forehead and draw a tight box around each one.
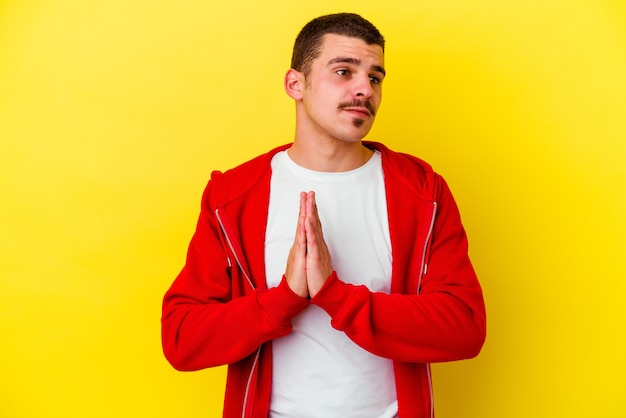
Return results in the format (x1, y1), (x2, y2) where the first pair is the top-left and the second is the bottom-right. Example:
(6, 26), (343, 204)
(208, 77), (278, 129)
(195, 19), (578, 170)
(316, 33), (384, 66)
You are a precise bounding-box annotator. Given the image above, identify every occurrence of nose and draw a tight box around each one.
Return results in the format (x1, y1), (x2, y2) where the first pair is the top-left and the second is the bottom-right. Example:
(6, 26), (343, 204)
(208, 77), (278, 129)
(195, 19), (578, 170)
(353, 74), (373, 99)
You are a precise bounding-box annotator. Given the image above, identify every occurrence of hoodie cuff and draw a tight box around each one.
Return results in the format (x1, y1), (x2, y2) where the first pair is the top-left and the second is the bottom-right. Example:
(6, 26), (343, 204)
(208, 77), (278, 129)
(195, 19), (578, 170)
(256, 275), (310, 327)
(310, 271), (353, 317)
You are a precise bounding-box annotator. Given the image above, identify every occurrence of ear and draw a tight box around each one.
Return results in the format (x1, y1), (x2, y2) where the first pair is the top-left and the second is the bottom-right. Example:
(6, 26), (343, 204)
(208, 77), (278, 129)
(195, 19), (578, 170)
(284, 68), (304, 100)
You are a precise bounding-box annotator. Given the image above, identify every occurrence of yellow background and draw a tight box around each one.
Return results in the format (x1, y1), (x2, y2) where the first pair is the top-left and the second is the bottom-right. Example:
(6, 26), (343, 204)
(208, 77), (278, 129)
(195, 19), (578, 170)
(1, 0), (624, 417)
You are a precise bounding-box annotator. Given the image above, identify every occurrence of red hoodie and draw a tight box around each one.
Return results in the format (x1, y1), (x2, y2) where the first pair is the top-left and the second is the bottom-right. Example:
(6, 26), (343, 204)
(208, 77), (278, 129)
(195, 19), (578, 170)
(162, 142), (486, 418)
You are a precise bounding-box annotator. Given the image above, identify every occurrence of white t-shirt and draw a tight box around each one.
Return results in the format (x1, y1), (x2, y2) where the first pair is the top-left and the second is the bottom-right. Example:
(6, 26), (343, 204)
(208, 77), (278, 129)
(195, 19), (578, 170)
(265, 150), (397, 418)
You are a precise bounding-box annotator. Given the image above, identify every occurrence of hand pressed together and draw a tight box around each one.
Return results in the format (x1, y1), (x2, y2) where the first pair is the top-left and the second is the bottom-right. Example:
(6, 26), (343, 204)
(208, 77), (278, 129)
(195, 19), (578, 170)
(285, 191), (333, 299)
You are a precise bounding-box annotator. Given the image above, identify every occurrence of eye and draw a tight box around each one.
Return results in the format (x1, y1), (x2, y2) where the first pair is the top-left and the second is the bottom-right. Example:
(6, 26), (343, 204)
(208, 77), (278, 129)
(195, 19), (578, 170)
(336, 69), (350, 77)
(369, 75), (381, 85)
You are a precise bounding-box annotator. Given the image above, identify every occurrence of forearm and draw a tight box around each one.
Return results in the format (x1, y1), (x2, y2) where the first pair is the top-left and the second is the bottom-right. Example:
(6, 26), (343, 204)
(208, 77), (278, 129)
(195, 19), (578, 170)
(162, 275), (309, 371)
(311, 272), (486, 363)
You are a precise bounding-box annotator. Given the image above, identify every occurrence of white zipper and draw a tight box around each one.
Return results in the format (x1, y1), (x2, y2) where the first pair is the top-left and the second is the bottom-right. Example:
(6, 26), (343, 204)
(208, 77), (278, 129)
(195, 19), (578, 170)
(241, 347), (261, 418)
(214, 208), (259, 418)
(417, 201), (437, 293)
(426, 362), (434, 418)
(215, 208), (255, 291)
(418, 201), (437, 418)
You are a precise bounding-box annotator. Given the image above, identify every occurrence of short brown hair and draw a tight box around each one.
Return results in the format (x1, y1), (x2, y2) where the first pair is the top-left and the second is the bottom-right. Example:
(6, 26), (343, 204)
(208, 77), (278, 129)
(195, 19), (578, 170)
(291, 13), (385, 77)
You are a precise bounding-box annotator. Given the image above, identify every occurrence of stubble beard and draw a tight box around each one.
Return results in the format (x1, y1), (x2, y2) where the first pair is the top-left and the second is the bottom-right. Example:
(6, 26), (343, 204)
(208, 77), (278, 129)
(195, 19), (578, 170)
(337, 99), (376, 129)
(352, 118), (365, 128)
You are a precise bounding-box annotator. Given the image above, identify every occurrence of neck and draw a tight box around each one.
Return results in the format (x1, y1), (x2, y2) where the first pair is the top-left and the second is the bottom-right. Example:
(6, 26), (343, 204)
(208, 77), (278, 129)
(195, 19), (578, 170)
(287, 138), (373, 172)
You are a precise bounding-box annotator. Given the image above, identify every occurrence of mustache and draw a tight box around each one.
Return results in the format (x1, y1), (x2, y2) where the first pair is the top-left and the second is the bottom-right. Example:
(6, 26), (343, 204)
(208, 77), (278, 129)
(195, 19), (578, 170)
(337, 100), (376, 116)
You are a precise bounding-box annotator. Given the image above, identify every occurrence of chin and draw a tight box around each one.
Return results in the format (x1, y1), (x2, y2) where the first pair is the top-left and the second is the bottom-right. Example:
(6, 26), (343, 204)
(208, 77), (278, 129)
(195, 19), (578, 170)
(329, 123), (374, 143)
(335, 136), (368, 145)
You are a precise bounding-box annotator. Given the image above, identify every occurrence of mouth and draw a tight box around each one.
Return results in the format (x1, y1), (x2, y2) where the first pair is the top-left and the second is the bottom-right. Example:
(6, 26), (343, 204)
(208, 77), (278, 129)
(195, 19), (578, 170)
(338, 100), (376, 118)
(342, 107), (372, 118)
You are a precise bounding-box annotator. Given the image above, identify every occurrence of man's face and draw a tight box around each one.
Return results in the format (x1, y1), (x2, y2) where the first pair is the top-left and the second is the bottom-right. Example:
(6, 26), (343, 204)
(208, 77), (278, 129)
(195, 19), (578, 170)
(299, 33), (385, 144)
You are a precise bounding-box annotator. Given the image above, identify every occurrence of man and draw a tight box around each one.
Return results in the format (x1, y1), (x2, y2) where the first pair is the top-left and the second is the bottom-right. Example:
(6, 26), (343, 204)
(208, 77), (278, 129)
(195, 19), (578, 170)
(162, 13), (486, 418)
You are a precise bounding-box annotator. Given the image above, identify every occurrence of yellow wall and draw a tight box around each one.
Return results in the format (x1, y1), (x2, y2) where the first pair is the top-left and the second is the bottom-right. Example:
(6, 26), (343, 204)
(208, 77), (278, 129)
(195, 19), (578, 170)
(1, 0), (624, 417)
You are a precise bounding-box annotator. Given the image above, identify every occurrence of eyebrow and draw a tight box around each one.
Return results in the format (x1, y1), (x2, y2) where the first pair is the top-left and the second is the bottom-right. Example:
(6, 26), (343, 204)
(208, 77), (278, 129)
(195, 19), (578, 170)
(327, 57), (386, 76)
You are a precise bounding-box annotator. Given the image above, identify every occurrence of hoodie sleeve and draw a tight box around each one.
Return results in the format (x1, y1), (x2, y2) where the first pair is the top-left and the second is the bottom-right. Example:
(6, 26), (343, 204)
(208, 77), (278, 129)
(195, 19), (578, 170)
(161, 179), (309, 371)
(311, 176), (486, 363)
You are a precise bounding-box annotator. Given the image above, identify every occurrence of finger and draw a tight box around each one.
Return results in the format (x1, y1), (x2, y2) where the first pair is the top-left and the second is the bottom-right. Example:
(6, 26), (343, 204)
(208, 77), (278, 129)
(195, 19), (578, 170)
(305, 191), (321, 228)
(284, 192), (310, 298)
(295, 191), (308, 256)
(302, 193), (333, 298)
(303, 192), (330, 265)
